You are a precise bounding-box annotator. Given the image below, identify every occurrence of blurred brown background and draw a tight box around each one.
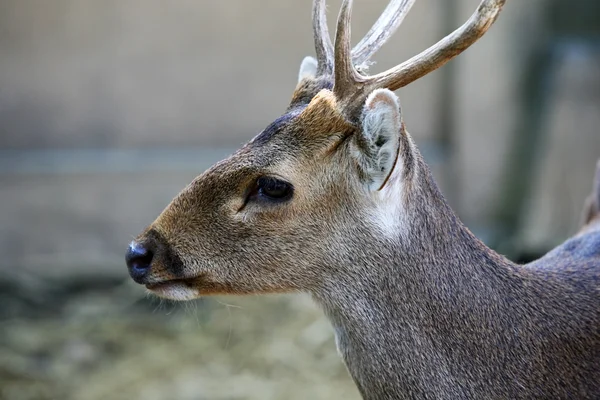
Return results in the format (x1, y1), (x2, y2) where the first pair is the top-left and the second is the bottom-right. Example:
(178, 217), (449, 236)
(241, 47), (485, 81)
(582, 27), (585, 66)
(1, 0), (599, 399)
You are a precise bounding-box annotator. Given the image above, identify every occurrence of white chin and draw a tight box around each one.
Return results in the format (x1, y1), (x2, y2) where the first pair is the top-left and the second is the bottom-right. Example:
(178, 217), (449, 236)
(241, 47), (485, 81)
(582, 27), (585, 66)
(145, 281), (200, 301)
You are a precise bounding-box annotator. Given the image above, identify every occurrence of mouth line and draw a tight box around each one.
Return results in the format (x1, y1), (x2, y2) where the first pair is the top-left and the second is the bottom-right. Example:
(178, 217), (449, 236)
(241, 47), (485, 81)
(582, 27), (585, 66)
(143, 277), (205, 301)
(144, 277), (197, 291)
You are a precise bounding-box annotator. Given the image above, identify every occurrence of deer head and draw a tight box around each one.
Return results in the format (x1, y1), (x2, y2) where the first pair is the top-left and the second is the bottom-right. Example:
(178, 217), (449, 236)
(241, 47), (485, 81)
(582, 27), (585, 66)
(126, 0), (505, 301)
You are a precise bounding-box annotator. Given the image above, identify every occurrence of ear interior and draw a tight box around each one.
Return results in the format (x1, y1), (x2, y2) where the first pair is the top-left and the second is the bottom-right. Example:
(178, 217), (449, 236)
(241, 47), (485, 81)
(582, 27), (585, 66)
(298, 56), (318, 83)
(353, 88), (402, 191)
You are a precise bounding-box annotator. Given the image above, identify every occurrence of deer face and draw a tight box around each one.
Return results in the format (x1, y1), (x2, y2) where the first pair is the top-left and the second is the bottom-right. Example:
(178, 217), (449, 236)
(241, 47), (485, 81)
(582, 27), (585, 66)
(127, 81), (412, 300)
(125, 0), (505, 300)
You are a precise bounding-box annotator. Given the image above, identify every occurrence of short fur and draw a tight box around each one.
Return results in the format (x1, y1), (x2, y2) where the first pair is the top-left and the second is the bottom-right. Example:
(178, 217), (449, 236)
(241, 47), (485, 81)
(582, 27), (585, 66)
(127, 1), (599, 398)
(128, 78), (600, 398)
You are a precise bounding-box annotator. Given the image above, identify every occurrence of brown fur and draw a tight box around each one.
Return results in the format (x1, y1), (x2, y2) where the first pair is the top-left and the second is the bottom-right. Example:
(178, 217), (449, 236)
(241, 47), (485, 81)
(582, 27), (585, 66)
(141, 86), (359, 298)
(128, 80), (600, 397)
(126, 1), (599, 397)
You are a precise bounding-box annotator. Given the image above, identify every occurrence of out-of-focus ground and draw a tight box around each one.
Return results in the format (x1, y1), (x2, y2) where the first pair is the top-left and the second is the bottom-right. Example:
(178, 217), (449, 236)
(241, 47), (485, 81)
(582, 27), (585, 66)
(0, 279), (359, 400)
(1, 0), (599, 399)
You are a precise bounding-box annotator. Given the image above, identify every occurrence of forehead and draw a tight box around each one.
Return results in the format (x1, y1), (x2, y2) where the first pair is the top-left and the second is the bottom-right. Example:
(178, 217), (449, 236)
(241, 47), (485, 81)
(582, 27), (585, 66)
(248, 87), (352, 158)
(199, 85), (353, 186)
(249, 107), (305, 148)
(199, 110), (304, 185)
(169, 86), (353, 209)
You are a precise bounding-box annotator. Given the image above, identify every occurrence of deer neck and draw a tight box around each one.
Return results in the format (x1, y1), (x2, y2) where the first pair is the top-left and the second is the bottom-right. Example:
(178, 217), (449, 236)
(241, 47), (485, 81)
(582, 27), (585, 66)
(312, 169), (520, 398)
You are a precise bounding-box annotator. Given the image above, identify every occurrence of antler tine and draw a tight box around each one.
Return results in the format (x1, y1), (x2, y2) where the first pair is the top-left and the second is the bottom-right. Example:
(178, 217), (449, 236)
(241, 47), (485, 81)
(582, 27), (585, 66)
(351, 0), (416, 68)
(313, 0), (334, 75)
(331, 0), (505, 120)
(369, 0), (506, 91)
(333, 0), (366, 103)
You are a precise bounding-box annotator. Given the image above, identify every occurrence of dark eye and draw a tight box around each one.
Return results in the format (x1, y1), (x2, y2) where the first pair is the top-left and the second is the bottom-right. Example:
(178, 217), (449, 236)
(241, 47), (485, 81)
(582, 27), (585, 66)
(254, 177), (293, 202)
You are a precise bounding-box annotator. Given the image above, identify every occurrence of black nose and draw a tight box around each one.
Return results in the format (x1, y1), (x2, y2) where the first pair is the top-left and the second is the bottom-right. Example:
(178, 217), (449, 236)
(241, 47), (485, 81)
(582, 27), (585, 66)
(126, 241), (154, 283)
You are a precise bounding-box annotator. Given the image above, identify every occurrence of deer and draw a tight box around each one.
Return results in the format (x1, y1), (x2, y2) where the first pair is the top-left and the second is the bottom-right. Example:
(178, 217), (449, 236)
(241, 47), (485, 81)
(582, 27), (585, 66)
(125, 0), (600, 398)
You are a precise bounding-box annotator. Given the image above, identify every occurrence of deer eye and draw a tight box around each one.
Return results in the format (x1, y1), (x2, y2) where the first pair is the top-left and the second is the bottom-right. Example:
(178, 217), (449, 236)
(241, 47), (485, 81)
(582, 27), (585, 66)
(253, 177), (293, 202)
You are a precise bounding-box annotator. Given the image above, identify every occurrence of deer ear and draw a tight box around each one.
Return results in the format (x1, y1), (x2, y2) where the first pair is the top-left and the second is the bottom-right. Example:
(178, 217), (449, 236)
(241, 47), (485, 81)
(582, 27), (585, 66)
(298, 56), (318, 83)
(353, 89), (402, 191)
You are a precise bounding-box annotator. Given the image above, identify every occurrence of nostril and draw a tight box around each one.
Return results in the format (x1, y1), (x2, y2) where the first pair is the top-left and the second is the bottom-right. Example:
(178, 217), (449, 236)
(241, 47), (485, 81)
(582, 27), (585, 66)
(126, 241), (154, 283)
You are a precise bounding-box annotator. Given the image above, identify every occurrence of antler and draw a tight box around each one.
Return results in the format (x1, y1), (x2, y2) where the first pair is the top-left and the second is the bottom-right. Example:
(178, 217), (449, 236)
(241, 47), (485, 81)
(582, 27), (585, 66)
(312, 0), (334, 75)
(311, 0), (416, 76)
(332, 0), (506, 117)
(351, 0), (416, 68)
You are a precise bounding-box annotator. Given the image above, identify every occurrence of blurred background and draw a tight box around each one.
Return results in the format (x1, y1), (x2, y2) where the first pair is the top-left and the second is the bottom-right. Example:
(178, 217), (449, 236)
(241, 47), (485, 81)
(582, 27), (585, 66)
(1, 0), (599, 399)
